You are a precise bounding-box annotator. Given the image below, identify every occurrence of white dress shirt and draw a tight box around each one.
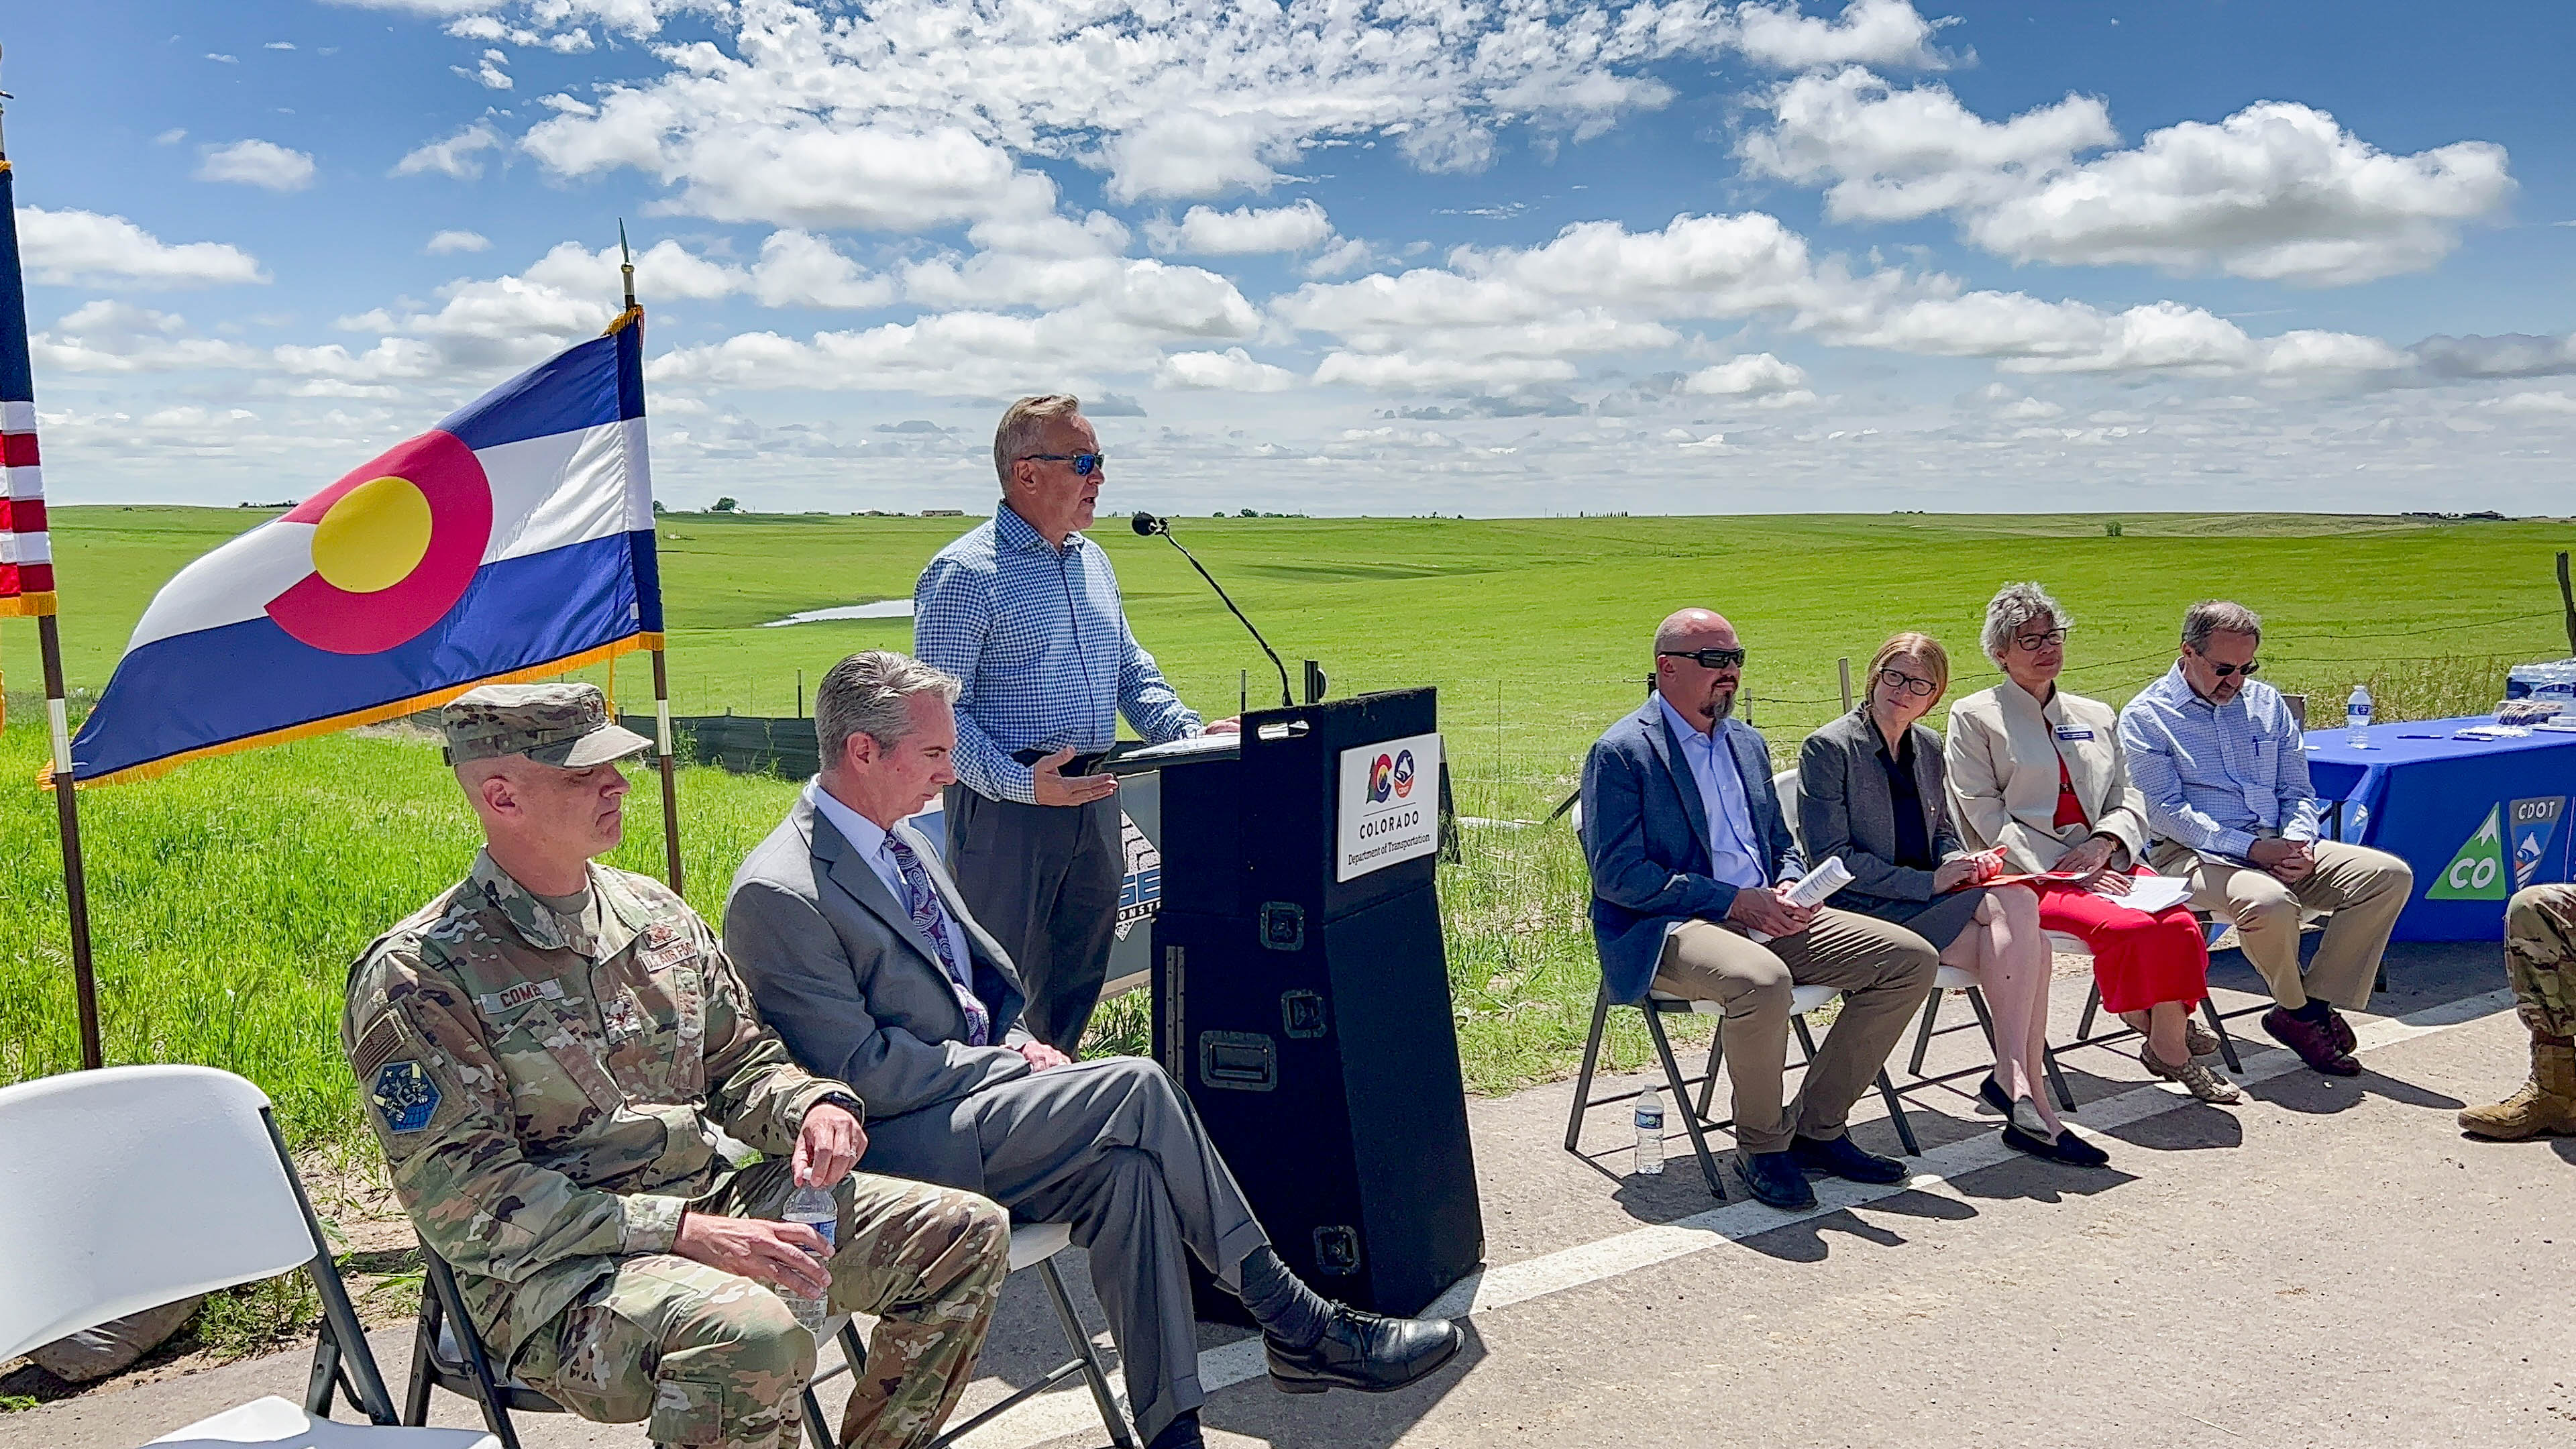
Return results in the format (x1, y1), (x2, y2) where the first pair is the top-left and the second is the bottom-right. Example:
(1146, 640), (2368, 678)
(1656, 695), (1766, 890)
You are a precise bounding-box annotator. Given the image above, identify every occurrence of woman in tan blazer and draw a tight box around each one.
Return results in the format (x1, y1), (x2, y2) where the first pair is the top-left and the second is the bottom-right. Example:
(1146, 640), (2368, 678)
(1945, 582), (2235, 1104)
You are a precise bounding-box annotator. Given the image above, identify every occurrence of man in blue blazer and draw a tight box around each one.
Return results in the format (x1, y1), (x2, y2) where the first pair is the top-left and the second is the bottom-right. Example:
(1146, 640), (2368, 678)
(1582, 608), (1938, 1209)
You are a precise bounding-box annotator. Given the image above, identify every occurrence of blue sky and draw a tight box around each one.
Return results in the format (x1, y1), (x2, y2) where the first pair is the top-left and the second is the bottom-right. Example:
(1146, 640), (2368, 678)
(10, 0), (2575, 515)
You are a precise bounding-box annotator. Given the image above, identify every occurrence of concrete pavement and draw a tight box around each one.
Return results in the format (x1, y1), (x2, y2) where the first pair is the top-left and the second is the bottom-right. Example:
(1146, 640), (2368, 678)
(9, 939), (2569, 1448)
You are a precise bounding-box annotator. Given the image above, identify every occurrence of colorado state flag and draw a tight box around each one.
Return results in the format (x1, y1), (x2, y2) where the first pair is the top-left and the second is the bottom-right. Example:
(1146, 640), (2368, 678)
(68, 319), (663, 784)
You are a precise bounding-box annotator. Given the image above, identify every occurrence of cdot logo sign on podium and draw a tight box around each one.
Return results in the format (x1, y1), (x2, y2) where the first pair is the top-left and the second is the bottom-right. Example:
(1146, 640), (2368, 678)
(1336, 731), (1442, 881)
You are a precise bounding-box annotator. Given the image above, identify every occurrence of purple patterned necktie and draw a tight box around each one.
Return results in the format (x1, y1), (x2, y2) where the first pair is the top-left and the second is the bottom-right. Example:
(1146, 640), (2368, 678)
(884, 835), (989, 1046)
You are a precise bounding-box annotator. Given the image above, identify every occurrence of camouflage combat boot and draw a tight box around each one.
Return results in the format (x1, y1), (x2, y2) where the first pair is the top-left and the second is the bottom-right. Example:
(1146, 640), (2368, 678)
(2458, 1037), (2576, 1140)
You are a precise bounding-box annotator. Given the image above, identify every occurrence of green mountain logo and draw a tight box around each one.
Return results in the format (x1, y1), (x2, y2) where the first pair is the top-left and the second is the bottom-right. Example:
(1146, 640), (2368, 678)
(2427, 804), (2507, 900)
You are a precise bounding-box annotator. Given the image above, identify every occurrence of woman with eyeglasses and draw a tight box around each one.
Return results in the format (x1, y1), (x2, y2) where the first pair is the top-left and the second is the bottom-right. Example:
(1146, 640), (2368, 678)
(1797, 633), (2104, 1165)
(1945, 583), (2236, 1105)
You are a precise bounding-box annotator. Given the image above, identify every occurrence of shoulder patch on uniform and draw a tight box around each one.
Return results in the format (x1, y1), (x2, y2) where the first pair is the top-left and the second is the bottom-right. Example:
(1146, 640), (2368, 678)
(370, 1060), (441, 1134)
(350, 1016), (405, 1081)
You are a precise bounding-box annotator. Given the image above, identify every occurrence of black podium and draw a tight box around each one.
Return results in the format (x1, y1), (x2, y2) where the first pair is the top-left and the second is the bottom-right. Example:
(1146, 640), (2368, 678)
(1150, 688), (1483, 1318)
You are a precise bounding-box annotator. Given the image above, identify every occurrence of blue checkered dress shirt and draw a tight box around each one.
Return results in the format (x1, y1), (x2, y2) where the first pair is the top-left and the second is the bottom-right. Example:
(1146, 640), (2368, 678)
(2116, 662), (2322, 863)
(914, 503), (1200, 804)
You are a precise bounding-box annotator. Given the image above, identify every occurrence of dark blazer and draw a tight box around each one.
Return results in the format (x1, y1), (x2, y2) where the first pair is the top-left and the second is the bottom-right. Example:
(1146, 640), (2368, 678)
(724, 792), (1034, 1186)
(1796, 708), (1968, 916)
(1580, 698), (1803, 1004)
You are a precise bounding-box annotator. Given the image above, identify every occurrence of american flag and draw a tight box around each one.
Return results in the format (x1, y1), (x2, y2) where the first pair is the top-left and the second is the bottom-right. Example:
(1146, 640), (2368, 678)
(0, 140), (51, 619)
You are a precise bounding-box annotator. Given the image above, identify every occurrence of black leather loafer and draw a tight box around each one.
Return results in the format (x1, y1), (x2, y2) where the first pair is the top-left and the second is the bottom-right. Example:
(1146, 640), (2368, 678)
(2000, 1120), (2110, 1168)
(1737, 1149), (1818, 1210)
(1266, 1306), (1461, 1395)
(1788, 1132), (1910, 1184)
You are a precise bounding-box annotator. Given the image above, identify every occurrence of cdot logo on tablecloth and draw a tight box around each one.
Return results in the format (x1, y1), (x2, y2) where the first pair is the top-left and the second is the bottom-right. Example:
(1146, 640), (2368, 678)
(1115, 811), (1161, 941)
(2428, 804), (2507, 900)
(2510, 796), (2567, 890)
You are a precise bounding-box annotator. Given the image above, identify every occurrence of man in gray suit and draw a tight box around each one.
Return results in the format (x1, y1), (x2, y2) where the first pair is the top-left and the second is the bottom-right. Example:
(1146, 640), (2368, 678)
(1581, 608), (1937, 1210)
(724, 651), (1460, 1449)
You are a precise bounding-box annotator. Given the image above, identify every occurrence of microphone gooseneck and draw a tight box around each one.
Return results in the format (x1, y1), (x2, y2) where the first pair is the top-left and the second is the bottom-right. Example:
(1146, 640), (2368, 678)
(1130, 511), (1291, 708)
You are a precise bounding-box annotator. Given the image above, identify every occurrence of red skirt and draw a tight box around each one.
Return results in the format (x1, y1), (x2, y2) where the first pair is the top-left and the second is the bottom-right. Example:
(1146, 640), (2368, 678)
(2034, 869), (2209, 1014)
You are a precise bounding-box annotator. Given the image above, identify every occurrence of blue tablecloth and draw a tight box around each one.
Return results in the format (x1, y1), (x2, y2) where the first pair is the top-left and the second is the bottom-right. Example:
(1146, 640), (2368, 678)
(2306, 716), (2576, 941)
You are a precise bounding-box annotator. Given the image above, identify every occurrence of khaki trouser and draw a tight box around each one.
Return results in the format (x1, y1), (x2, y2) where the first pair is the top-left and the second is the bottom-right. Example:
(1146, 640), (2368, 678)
(2149, 838), (2413, 1012)
(1650, 908), (1938, 1155)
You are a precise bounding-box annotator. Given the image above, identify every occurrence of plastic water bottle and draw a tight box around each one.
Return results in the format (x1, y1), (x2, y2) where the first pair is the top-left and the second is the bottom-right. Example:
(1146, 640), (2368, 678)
(2346, 684), (2373, 748)
(1634, 1087), (1665, 1175)
(781, 1185), (838, 1334)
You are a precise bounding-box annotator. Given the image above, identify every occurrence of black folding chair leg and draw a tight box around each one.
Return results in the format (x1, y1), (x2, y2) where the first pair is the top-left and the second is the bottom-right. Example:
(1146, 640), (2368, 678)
(1564, 985), (1613, 1155)
(403, 1291), (439, 1427)
(1644, 1008), (1727, 1199)
(1873, 1070), (1922, 1157)
(2201, 997), (2245, 1073)
(1039, 1256), (1136, 1449)
(2041, 1046), (2078, 1114)
(1964, 985), (1998, 1048)
(801, 1382), (835, 1449)
(1696, 1030), (1722, 1124)
(1907, 990), (1942, 1075)
(425, 1250), (524, 1449)
(305, 1335), (341, 1419)
(2076, 979), (2104, 1041)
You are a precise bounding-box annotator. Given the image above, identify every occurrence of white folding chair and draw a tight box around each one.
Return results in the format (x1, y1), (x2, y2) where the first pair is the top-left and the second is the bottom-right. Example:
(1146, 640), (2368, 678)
(799, 1221), (1136, 1449)
(0, 1065), (495, 1449)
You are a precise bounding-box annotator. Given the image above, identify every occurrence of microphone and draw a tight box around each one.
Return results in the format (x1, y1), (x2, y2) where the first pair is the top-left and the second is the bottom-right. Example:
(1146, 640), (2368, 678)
(1130, 512), (1293, 708)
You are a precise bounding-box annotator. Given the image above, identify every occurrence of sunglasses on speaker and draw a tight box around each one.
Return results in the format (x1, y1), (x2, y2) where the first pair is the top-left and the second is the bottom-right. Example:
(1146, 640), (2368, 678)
(2194, 655), (2261, 678)
(1020, 451), (1108, 476)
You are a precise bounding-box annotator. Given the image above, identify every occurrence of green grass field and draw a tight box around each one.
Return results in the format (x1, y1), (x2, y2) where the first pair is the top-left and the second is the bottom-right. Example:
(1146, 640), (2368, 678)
(3, 506), (2571, 1150)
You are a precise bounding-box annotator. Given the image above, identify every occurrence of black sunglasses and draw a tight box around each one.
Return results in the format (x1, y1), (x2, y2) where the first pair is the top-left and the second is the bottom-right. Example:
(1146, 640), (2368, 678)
(1020, 451), (1107, 476)
(2192, 653), (2261, 679)
(1660, 647), (1748, 671)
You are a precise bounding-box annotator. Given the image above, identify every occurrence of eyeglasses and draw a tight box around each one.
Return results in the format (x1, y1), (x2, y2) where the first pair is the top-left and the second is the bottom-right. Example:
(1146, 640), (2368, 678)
(1660, 647), (1748, 671)
(2010, 628), (2071, 651)
(1020, 451), (1107, 476)
(1876, 668), (1937, 698)
(2191, 653), (2262, 678)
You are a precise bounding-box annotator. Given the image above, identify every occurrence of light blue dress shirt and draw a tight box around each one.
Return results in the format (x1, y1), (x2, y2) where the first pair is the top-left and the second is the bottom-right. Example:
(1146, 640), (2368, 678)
(914, 502), (1201, 805)
(1656, 695), (1766, 890)
(805, 780), (979, 994)
(2116, 663), (2322, 863)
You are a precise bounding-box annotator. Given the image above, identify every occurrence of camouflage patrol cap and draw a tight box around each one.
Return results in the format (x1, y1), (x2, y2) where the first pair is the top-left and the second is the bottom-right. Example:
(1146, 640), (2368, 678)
(441, 683), (653, 767)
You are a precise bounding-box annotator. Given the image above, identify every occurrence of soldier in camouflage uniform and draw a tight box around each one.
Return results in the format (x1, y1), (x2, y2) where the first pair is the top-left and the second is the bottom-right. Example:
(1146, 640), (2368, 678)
(2460, 883), (2576, 1139)
(343, 684), (1010, 1449)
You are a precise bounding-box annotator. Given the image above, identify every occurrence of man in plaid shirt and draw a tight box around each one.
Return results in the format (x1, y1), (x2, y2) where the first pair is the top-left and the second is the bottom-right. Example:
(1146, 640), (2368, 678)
(914, 394), (1234, 1049)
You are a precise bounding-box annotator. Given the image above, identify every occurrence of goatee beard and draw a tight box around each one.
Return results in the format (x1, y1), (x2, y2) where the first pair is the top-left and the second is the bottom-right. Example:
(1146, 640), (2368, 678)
(1709, 690), (1737, 722)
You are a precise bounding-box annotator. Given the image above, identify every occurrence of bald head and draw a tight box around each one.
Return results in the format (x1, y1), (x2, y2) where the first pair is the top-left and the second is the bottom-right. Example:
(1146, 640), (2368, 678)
(1652, 606), (1743, 731)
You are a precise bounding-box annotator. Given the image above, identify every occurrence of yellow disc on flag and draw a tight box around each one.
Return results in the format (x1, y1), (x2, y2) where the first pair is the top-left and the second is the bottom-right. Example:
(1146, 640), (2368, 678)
(311, 475), (434, 594)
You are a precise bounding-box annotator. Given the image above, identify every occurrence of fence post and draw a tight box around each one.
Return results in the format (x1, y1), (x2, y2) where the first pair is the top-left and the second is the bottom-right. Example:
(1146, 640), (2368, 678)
(796, 669), (804, 719)
(1837, 656), (1853, 712)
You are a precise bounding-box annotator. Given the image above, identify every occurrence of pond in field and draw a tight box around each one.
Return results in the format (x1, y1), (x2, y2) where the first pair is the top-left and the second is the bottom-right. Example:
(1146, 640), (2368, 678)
(763, 599), (916, 627)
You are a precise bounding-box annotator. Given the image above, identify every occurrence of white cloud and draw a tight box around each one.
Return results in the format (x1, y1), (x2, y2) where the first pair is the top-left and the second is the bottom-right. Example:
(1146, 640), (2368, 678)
(266, 41), (297, 50)
(207, 52), (239, 64)
(2489, 390), (2576, 416)
(17, 207), (269, 288)
(196, 139), (319, 191)
(153, 127), (187, 145)
(523, 237), (747, 302)
(425, 229), (492, 254)
(2409, 331), (2576, 380)
(31, 301), (262, 374)
(1730, 0), (1954, 71)
(456, 48), (514, 90)
(1157, 347), (1299, 392)
(1746, 69), (2514, 285)
(1302, 237), (1382, 279)
(392, 121), (503, 179)
(747, 230), (896, 310)
(1146, 201), (1334, 257)
(1683, 352), (1811, 400)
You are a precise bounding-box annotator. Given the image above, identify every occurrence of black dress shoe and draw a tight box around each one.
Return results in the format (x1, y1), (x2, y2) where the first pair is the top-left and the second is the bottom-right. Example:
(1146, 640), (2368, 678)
(1146, 1410), (1205, 1449)
(1737, 1150), (1817, 1210)
(1788, 1132), (1911, 1184)
(1266, 1305), (1461, 1395)
(1978, 1074), (2012, 1116)
(2262, 1008), (2361, 1076)
(2000, 1120), (2111, 1168)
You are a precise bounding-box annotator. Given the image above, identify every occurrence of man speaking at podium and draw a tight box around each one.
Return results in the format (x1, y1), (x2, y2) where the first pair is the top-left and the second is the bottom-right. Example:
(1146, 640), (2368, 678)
(915, 394), (1232, 1051)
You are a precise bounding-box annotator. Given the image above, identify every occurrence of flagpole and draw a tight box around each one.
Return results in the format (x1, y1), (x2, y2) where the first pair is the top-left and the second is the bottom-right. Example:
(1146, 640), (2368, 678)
(0, 52), (103, 1068)
(615, 221), (686, 894)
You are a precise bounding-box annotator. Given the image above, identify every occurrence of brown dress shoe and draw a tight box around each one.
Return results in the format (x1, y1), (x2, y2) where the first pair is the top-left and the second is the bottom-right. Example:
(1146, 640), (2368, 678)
(2263, 1008), (2361, 1076)
(2324, 1006), (2357, 1054)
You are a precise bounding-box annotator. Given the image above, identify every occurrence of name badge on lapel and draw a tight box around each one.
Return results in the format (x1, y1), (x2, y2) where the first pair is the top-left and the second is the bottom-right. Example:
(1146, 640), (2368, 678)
(2055, 727), (2095, 741)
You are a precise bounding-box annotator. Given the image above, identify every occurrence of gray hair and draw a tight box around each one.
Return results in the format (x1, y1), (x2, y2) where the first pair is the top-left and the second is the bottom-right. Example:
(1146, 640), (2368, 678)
(993, 394), (1082, 488)
(815, 650), (961, 770)
(1980, 582), (2073, 661)
(2181, 600), (2263, 653)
